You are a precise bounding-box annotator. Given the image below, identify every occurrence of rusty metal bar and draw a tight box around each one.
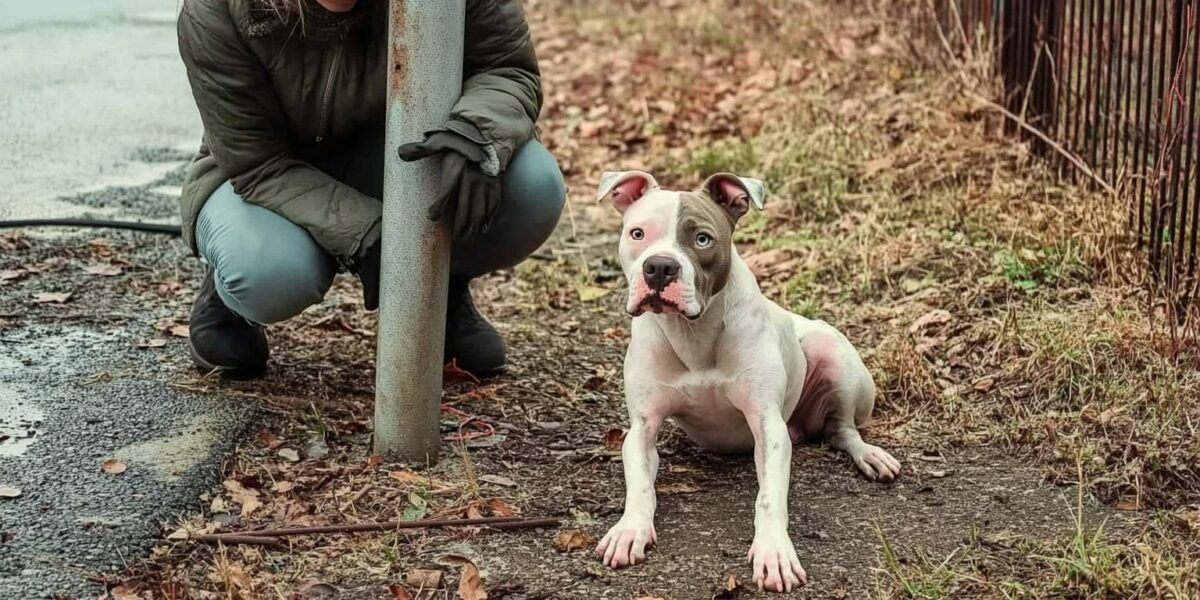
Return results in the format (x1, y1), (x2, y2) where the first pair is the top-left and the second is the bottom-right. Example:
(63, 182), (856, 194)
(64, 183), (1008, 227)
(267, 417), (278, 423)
(1101, 0), (1121, 183)
(1120, 0), (1140, 195)
(1072, 0), (1089, 155)
(1187, 1), (1200, 277)
(1137, 0), (1159, 247)
(1150, 0), (1176, 270)
(1178, 1), (1199, 277)
(375, 0), (466, 463)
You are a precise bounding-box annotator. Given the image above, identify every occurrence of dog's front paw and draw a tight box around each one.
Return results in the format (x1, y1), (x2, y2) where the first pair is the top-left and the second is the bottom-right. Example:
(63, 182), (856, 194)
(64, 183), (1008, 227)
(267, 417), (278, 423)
(597, 516), (656, 568)
(748, 532), (807, 593)
(852, 444), (902, 482)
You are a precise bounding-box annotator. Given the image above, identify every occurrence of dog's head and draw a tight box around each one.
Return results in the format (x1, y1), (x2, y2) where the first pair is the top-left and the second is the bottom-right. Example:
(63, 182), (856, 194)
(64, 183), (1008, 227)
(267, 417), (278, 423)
(597, 170), (765, 319)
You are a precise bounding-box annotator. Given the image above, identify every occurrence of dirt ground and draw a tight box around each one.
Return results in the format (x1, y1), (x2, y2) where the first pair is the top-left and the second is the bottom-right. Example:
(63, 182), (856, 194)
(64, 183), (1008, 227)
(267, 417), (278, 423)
(3, 0), (1199, 598)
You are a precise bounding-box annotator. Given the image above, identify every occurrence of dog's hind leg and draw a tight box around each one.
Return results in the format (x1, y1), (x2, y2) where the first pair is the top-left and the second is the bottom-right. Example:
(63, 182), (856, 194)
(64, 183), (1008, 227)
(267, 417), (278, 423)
(823, 355), (901, 482)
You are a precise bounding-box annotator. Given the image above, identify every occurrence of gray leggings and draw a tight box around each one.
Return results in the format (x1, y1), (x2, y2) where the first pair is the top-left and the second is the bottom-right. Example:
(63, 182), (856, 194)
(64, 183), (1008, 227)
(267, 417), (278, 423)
(196, 140), (565, 324)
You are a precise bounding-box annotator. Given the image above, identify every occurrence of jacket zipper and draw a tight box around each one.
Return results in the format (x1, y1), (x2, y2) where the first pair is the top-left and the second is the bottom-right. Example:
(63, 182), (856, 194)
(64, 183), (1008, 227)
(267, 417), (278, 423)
(315, 44), (344, 143)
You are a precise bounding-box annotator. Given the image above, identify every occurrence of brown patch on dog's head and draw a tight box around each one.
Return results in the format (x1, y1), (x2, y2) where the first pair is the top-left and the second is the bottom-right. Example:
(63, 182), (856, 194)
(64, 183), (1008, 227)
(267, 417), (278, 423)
(676, 192), (736, 305)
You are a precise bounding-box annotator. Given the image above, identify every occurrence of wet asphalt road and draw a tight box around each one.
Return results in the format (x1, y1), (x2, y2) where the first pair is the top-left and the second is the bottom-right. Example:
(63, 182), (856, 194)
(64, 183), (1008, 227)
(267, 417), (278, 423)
(0, 3), (254, 598)
(0, 328), (254, 599)
(0, 0), (200, 222)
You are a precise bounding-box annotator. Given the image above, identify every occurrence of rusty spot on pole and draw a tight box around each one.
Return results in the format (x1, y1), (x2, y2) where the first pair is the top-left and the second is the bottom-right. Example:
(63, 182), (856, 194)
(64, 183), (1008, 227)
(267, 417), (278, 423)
(390, 1), (409, 95)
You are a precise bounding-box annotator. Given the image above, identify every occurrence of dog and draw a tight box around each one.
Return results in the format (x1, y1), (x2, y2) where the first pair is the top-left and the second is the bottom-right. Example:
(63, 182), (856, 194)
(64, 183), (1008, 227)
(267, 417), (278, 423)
(593, 171), (900, 592)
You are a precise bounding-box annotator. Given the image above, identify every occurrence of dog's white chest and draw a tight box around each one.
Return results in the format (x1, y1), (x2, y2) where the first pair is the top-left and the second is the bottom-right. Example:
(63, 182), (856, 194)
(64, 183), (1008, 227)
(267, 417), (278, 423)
(665, 370), (757, 453)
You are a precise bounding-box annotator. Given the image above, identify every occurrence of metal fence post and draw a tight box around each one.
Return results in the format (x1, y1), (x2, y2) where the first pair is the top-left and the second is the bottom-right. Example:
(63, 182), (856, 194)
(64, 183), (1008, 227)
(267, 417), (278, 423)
(374, 0), (466, 463)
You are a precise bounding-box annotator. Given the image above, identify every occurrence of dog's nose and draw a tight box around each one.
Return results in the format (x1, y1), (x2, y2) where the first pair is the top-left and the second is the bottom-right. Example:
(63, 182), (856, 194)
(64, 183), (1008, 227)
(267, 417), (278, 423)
(642, 256), (681, 291)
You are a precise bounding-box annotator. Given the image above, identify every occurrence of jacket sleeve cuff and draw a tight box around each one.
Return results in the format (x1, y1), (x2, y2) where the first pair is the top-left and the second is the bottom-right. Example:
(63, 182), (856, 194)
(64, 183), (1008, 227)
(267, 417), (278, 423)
(439, 120), (501, 177)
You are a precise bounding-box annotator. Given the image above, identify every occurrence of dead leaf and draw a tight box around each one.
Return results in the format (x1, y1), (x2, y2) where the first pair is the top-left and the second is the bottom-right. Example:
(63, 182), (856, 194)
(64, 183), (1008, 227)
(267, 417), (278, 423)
(272, 481), (296, 493)
(133, 338), (167, 349)
(972, 377), (995, 392)
(0, 269), (26, 281)
(101, 458), (128, 475)
(83, 264), (122, 276)
(486, 498), (515, 517)
(166, 528), (190, 541)
(553, 528), (596, 552)
(168, 324), (189, 338)
(1116, 500), (1140, 511)
(367, 454), (384, 467)
(256, 430), (283, 449)
(33, 292), (72, 304)
(0, 485), (21, 498)
(458, 561), (487, 600)
(109, 585), (143, 600)
(278, 448), (300, 462)
(658, 483), (701, 495)
(668, 466), (690, 473)
(930, 470), (950, 478)
(389, 585), (415, 600)
(389, 471), (431, 486)
(908, 309), (952, 334)
(603, 428), (626, 451)
(478, 474), (516, 488)
(405, 569), (443, 589)
(714, 573), (742, 598)
(576, 284), (611, 302)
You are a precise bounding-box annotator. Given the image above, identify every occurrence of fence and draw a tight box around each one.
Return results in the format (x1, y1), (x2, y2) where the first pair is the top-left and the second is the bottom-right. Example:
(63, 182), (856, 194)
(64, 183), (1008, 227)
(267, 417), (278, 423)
(932, 0), (1200, 311)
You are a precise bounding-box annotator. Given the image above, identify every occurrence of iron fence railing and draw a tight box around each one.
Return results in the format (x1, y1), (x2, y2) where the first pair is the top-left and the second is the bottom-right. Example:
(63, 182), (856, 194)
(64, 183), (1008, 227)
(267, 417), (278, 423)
(933, 0), (1200, 308)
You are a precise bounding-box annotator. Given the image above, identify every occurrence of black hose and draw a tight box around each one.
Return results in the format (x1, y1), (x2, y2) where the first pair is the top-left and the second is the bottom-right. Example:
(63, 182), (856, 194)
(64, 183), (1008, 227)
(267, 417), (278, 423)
(0, 218), (182, 236)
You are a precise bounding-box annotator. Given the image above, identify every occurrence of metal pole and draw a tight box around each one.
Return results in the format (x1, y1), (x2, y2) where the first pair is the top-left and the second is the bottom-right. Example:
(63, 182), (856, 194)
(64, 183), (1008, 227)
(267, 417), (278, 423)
(375, 0), (465, 463)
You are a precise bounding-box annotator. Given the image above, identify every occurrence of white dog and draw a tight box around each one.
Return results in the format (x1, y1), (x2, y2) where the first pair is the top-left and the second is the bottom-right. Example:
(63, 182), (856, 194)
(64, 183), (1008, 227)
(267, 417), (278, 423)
(594, 171), (900, 592)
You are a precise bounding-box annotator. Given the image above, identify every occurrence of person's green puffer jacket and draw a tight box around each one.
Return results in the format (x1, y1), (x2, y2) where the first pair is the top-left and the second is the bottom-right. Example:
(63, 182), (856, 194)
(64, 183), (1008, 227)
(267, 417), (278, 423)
(176, 0), (542, 261)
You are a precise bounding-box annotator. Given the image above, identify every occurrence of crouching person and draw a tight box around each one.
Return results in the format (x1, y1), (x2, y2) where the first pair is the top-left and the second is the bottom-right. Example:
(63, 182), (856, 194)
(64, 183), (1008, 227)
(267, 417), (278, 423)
(177, 0), (564, 379)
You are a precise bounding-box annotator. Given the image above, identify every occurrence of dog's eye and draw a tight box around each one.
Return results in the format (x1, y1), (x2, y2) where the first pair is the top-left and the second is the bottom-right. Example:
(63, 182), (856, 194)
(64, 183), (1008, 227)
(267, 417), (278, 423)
(696, 232), (714, 248)
(630, 227), (645, 241)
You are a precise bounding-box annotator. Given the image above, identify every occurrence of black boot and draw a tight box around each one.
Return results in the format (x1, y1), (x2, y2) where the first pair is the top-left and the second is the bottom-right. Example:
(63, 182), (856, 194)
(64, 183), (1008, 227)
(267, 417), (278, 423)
(444, 277), (506, 377)
(188, 267), (269, 379)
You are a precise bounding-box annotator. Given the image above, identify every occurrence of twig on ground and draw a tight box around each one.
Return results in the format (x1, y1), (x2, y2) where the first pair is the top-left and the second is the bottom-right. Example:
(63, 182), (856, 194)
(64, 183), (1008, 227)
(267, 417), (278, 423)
(191, 516), (560, 546)
(193, 535), (281, 547)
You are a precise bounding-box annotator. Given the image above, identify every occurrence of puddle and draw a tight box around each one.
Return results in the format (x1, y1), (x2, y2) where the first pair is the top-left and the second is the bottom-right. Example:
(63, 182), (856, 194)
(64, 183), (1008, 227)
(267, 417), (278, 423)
(0, 383), (43, 458)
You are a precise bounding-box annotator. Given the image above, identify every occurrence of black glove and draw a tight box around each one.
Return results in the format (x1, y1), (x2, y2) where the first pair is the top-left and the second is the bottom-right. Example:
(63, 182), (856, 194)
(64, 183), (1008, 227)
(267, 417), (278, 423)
(353, 222), (382, 311)
(397, 123), (501, 240)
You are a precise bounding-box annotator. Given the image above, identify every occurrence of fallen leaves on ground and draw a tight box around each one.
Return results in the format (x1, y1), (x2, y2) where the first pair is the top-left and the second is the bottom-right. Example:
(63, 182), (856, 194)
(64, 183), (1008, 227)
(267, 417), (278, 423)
(222, 479), (262, 517)
(32, 292), (71, 304)
(256, 429), (283, 449)
(83, 264), (123, 277)
(658, 483), (701, 495)
(101, 458), (127, 475)
(478, 474), (516, 487)
(277, 448), (300, 462)
(604, 427), (626, 451)
(0, 484), (21, 498)
(388, 584), (415, 600)
(458, 561), (487, 600)
(576, 284), (611, 302)
(553, 528), (596, 552)
(133, 338), (167, 349)
(107, 585), (143, 600)
(405, 569), (443, 590)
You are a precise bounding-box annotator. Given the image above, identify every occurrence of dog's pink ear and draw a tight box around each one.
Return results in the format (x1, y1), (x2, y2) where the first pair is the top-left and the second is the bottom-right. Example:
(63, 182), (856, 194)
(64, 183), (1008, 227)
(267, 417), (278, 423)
(596, 171), (659, 214)
(702, 173), (766, 221)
